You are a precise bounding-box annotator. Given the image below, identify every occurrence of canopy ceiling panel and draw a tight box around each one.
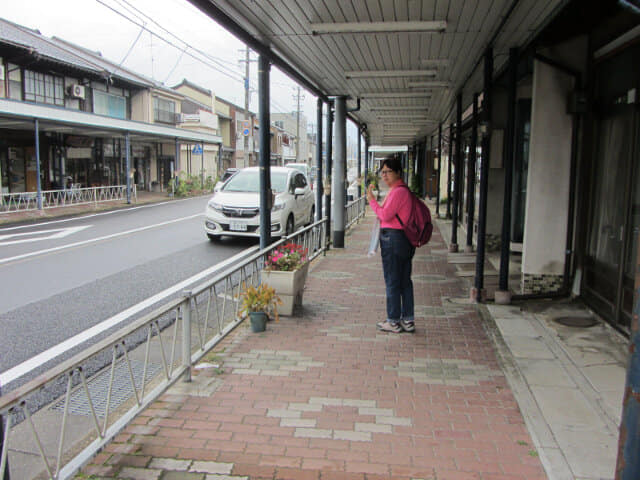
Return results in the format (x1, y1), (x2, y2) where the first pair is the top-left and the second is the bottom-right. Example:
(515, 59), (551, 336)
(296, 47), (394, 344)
(190, 0), (568, 145)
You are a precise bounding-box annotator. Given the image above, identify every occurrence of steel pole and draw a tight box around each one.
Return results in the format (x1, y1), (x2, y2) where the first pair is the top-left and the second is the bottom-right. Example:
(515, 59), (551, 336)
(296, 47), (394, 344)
(315, 98), (323, 221)
(332, 96), (346, 248)
(436, 124), (442, 218)
(446, 123), (453, 218)
(364, 134), (369, 194)
(451, 93), (462, 251)
(181, 294), (192, 382)
(0, 383), (9, 480)
(474, 48), (493, 302)
(34, 119), (42, 210)
(325, 101), (333, 244)
(357, 127), (362, 197)
(497, 48), (518, 300)
(174, 138), (180, 194)
(258, 54), (272, 249)
(466, 93), (479, 251)
(125, 132), (131, 204)
(616, 248), (640, 478)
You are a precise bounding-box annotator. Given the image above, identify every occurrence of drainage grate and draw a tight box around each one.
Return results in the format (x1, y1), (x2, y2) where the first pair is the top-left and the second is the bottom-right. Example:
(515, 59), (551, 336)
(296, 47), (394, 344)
(52, 360), (162, 416)
(553, 316), (598, 328)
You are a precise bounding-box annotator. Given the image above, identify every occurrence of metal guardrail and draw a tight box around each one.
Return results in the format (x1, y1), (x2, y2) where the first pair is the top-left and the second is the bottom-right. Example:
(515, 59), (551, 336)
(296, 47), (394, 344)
(345, 196), (366, 229)
(0, 218), (328, 480)
(0, 185), (137, 213)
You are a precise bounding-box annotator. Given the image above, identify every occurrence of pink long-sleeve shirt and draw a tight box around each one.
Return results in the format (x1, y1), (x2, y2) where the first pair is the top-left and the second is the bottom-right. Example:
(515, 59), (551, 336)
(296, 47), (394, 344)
(369, 180), (412, 229)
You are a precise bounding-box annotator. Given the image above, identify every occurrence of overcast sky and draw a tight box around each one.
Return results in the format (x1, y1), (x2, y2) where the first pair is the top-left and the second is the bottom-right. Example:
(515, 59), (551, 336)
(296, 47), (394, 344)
(2, 0), (354, 137)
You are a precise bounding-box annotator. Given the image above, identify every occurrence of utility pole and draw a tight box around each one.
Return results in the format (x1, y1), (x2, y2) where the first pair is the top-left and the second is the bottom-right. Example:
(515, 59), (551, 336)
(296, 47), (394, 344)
(292, 86), (305, 162)
(243, 47), (251, 167)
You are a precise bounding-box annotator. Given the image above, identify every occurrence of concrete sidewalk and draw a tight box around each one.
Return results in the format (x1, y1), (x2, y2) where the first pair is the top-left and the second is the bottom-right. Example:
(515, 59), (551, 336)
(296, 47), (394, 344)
(75, 209), (627, 480)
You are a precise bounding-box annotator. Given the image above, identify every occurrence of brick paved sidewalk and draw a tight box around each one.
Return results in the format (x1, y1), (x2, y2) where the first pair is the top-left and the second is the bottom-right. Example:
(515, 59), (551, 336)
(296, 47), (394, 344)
(80, 212), (546, 480)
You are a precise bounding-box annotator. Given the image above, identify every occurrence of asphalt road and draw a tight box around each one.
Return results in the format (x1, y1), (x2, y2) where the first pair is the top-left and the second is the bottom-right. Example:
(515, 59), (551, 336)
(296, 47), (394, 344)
(0, 196), (257, 388)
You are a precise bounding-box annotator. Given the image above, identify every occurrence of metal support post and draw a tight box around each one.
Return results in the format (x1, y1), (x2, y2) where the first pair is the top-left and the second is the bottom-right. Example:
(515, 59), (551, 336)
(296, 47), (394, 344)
(446, 123), (453, 218)
(325, 100), (333, 245)
(466, 93), (479, 252)
(436, 124), (442, 218)
(0, 381), (9, 480)
(473, 48), (493, 302)
(451, 93), (462, 252)
(615, 244), (640, 478)
(35, 119), (42, 210)
(364, 135), (369, 193)
(357, 127), (362, 198)
(174, 138), (180, 194)
(332, 96), (346, 248)
(258, 54), (272, 249)
(496, 48), (518, 304)
(125, 132), (131, 204)
(315, 98), (323, 221)
(181, 294), (192, 382)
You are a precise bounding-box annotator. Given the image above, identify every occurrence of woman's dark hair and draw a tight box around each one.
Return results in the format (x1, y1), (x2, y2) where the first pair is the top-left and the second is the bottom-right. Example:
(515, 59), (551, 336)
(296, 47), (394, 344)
(379, 156), (402, 174)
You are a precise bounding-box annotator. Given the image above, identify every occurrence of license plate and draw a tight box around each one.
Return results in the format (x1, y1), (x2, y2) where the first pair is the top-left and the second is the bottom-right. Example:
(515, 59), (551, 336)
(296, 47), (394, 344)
(229, 221), (248, 231)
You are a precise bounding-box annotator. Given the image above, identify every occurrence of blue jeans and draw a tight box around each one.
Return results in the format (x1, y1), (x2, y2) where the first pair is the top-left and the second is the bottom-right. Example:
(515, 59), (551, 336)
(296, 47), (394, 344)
(380, 229), (415, 324)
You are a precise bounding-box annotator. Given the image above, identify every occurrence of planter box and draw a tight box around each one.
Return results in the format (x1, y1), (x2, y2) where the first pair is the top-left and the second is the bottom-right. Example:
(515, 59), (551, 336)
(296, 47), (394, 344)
(262, 263), (309, 315)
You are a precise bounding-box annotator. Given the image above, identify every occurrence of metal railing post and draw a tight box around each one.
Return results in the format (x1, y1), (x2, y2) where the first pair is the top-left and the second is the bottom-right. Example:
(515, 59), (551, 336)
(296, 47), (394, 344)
(0, 384), (9, 480)
(181, 293), (192, 382)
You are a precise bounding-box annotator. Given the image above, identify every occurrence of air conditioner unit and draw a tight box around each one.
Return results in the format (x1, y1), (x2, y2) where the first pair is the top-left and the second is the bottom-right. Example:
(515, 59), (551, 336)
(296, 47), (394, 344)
(67, 84), (86, 100)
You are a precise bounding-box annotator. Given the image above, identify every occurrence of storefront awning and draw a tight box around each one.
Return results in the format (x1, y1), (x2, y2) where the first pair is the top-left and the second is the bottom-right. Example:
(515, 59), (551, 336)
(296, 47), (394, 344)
(0, 98), (222, 144)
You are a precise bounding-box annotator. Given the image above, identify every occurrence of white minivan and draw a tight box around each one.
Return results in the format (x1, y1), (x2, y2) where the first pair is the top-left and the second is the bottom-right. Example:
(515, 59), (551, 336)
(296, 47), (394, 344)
(204, 166), (315, 240)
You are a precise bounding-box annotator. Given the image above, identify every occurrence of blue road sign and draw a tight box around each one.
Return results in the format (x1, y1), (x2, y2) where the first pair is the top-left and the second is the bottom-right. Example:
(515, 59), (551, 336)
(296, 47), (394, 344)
(192, 144), (203, 154)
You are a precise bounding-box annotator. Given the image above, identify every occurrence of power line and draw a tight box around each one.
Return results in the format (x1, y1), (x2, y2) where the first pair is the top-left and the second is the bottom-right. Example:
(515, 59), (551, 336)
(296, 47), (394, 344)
(116, 0), (244, 81)
(93, 0), (245, 84)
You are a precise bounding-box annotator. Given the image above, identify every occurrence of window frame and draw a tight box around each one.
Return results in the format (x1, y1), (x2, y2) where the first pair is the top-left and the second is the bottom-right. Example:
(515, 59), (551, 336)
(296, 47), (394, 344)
(23, 69), (64, 106)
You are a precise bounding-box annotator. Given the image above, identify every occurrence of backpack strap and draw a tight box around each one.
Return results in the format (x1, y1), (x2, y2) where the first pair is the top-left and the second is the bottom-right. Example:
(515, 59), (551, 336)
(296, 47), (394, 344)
(395, 184), (412, 227)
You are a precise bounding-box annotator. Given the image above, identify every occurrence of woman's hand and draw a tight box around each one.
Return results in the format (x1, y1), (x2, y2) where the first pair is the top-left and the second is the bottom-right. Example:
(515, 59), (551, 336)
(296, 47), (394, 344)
(366, 183), (375, 203)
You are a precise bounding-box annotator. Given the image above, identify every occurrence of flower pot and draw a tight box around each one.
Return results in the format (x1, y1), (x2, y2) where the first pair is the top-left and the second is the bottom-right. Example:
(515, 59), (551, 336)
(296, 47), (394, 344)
(249, 311), (268, 332)
(262, 263), (309, 315)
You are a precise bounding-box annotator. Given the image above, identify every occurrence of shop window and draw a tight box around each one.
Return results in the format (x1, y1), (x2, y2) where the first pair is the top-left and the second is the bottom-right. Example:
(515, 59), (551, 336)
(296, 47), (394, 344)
(24, 70), (64, 106)
(93, 90), (127, 119)
(153, 97), (177, 124)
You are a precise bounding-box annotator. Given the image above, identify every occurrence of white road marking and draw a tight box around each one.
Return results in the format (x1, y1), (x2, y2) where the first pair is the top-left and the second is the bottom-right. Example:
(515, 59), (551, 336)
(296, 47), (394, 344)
(0, 198), (192, 232)
(0, 225), (92, 245)
(0, 213), (202, 265)
(0, 245), (259, 386)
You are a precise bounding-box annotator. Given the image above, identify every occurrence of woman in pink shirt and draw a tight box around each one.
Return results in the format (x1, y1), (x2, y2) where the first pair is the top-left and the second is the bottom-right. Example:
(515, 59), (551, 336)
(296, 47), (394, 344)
(366, 157), (415, 333)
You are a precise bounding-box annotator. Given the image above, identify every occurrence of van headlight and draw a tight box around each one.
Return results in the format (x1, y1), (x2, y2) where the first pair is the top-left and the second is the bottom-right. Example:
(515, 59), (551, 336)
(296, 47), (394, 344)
(271, 200), (285, 212)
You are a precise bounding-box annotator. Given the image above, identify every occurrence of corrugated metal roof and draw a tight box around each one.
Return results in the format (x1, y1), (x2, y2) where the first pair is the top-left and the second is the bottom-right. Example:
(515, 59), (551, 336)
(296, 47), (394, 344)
(189, 0), (570, 145)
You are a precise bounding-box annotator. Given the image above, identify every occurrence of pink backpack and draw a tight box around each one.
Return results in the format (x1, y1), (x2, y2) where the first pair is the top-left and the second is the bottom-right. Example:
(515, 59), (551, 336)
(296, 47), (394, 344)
(395, 185), (433, 248)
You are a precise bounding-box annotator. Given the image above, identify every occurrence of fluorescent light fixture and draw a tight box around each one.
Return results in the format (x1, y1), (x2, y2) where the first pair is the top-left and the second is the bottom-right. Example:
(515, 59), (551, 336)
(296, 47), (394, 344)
(420, 58), (450, 66)
(407, 81), (451, 88)
(346, 69), (437, 78)
(370, 106), (429, 111)
(362, 92), (431, 99)
(377, 114), (434, 119)
(310, 20), (447, 35)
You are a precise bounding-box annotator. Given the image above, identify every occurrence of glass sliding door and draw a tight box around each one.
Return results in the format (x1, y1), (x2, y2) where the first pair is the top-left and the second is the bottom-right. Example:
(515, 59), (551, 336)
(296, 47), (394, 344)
(583, 42), (640, 334)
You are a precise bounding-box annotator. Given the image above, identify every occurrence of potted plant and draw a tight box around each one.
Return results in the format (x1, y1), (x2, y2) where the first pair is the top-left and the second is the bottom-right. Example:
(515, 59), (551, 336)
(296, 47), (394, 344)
(238, 282), (282, 332)
(262, 242), (309, 316)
